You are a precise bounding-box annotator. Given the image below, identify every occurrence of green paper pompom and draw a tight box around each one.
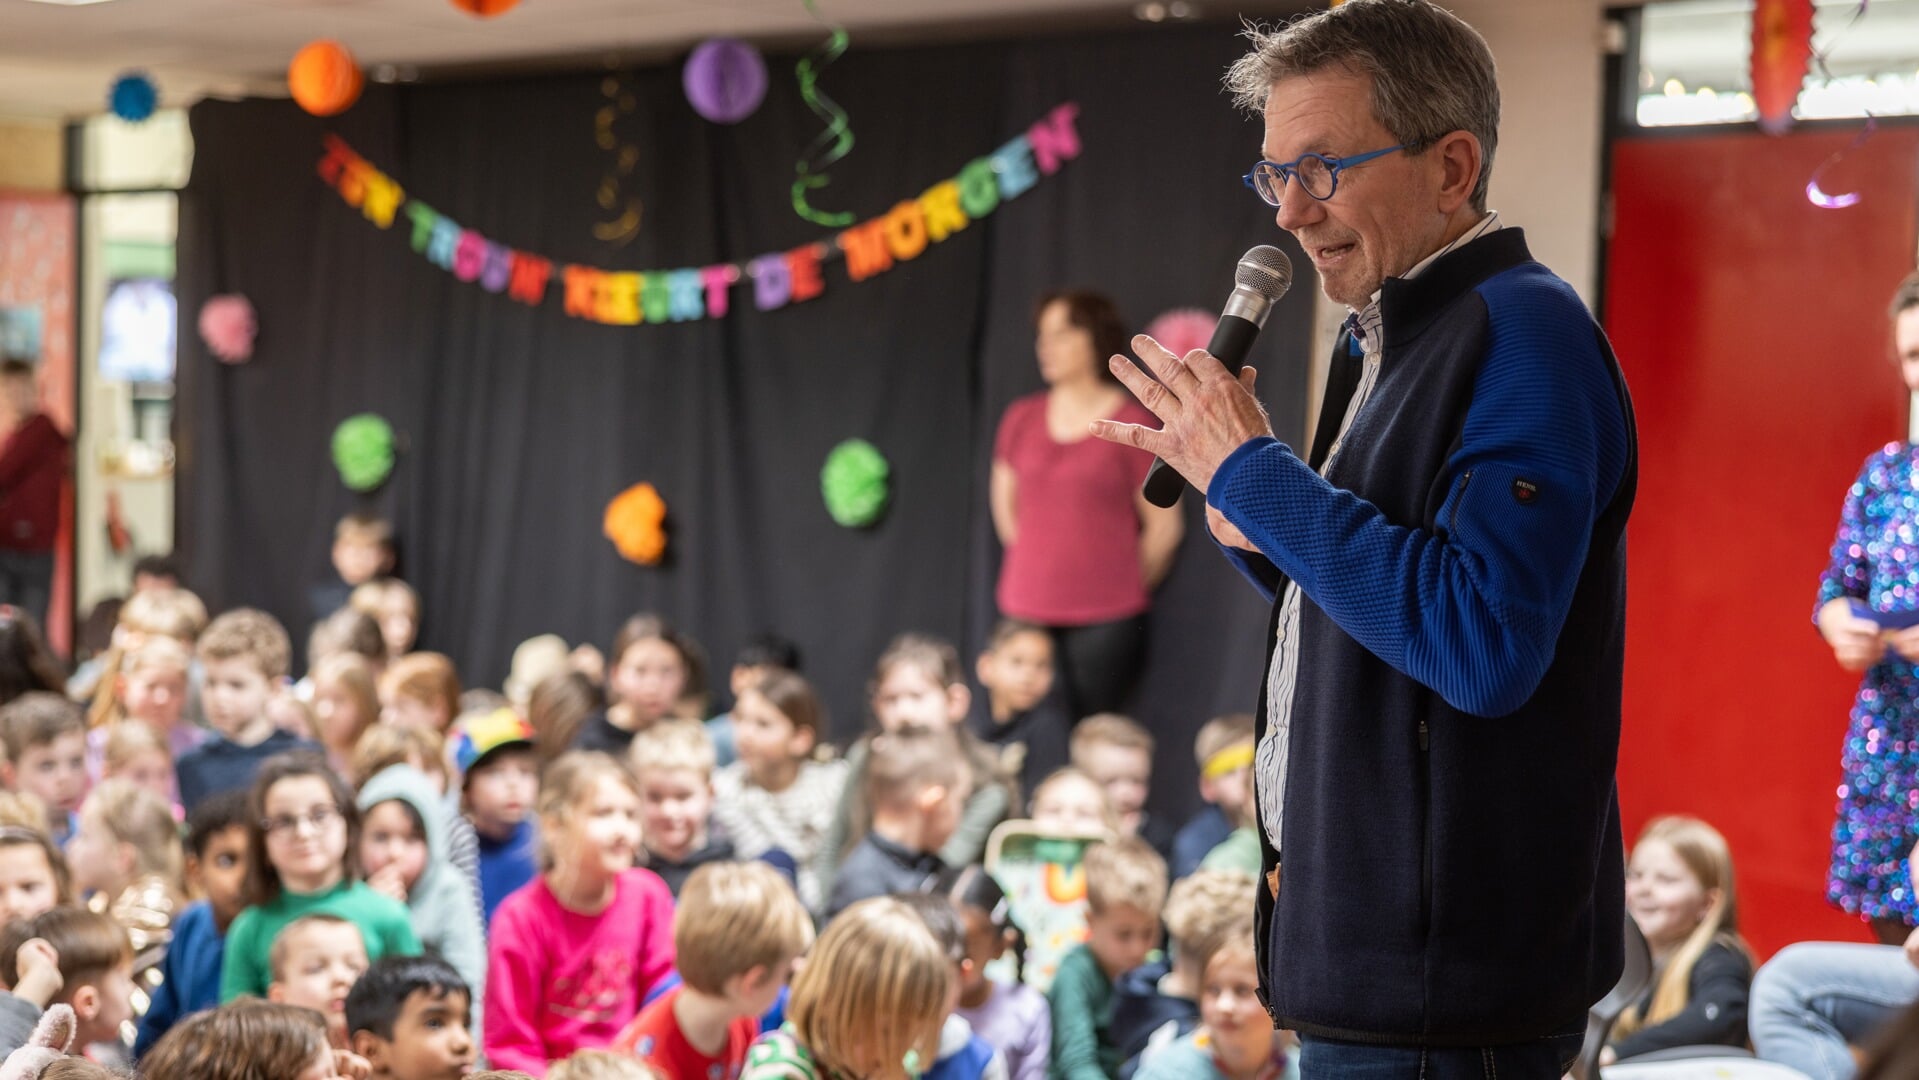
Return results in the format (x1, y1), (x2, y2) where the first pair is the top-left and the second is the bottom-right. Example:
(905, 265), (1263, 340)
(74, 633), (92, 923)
(332, 413), (396, 492)
(821, 438), (889, 528)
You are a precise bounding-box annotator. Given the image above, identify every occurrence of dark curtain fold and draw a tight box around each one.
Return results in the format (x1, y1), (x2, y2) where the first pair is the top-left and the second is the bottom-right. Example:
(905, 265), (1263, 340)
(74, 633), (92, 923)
(175, 22), (1313, 822)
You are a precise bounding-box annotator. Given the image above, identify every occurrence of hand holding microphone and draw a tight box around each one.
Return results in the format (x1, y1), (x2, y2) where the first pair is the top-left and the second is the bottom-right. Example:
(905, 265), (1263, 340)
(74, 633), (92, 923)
(1087, 245), (1295, 506)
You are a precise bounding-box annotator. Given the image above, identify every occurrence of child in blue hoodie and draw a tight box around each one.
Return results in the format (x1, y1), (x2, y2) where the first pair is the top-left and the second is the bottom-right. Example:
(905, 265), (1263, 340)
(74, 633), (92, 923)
(134, 791), (252, 1059)
(450, 710), (540, 924)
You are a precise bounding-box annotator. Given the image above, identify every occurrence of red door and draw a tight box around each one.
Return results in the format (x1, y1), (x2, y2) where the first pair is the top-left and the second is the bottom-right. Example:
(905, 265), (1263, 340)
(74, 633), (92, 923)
(1605, 125), (1919, 957)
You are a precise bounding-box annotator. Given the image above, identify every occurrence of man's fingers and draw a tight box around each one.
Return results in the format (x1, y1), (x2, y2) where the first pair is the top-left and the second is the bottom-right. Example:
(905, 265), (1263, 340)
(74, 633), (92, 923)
(1089, 419), (1168, 456)
(1238, 365), (1259, 393)
(1107, 355), (1180, 418)
(1132, 333), (1206, 397)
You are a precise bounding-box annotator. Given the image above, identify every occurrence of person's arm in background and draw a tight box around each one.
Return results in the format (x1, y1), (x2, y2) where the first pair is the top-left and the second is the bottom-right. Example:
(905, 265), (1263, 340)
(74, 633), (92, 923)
(1821, 451), (1901, 667)
(483, 903), (550, 1077)
(1046, 950), (1110, 1080)
(991, 462), (1019, 547)
(1135, 494), (1184, 590)
(939, 777), (1010, 869)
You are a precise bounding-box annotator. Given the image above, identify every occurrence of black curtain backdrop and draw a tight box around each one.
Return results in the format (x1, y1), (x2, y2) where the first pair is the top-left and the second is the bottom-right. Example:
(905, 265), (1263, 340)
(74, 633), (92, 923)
(175, 22), (1314, 823)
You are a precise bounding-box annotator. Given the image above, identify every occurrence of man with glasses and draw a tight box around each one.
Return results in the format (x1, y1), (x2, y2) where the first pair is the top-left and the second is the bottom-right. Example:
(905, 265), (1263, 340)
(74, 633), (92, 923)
(1090, 1), (1637, 1075)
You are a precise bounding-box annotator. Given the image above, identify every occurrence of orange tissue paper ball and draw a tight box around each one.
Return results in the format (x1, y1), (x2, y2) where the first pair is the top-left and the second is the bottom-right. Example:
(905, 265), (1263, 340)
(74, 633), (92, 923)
(604, 483), (668, 566)
(288, 40), (363, 117)
(449, 0), (522, 16)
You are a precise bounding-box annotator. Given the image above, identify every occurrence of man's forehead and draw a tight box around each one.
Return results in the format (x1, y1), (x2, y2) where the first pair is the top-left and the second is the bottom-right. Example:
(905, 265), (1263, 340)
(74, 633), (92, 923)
(1261, 69), (1376, 155)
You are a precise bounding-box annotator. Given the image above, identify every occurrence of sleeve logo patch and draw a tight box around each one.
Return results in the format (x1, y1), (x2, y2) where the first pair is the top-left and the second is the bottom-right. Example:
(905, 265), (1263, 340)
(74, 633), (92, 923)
(1512, 479), (1540, 505)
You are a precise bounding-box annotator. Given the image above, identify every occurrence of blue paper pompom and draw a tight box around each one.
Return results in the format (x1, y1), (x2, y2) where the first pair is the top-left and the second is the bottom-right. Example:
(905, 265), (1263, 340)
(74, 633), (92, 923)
(109, 72), (158, 123)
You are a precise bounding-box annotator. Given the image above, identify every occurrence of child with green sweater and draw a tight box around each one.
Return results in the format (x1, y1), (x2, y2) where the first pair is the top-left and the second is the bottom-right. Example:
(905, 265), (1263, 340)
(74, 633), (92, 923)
(1048, 839), (1168, 1080)
(220, 753), (419, 1001)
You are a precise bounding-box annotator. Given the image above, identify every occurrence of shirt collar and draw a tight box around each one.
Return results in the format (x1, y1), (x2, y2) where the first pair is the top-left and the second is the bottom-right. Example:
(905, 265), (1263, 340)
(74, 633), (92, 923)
(1347, 211), (1502, 351)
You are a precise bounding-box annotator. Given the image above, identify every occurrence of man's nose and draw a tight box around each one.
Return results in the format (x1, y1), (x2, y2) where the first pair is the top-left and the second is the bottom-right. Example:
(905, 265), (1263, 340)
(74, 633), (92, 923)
(1275, 191), (1322, 232)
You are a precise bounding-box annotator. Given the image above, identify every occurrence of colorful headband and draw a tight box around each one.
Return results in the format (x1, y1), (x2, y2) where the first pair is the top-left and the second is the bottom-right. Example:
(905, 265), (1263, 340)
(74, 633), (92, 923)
(1202, 743), (1255, 780)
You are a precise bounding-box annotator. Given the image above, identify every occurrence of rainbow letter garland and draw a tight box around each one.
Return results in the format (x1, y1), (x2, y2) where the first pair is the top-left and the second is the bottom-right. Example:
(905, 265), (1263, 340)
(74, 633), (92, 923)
(318, 102), (1082, 326)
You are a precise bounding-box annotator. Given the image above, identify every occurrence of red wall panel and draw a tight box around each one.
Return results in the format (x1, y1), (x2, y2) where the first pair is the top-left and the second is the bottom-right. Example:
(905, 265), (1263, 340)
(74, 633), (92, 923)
(1605, 126), (1919, 957)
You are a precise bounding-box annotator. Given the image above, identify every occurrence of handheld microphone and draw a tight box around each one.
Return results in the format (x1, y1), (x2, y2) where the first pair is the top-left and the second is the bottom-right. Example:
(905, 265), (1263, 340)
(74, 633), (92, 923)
(1141, 245), (1294, 508)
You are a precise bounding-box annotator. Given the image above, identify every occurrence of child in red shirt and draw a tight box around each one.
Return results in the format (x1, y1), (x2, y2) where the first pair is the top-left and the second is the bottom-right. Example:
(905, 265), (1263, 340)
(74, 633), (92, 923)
(614, 862), (812, 1080)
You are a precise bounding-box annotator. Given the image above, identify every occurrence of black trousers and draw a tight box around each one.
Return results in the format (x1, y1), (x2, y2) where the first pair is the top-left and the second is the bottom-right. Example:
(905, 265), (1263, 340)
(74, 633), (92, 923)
(1048, 613), (1147, 719)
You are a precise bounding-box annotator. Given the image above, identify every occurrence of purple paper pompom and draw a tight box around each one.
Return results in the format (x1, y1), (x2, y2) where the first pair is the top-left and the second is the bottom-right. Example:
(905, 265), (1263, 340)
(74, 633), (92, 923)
(684, 38), (768, 125)
(1146, 307), (1215, 360)
(198, 294), (257, 364)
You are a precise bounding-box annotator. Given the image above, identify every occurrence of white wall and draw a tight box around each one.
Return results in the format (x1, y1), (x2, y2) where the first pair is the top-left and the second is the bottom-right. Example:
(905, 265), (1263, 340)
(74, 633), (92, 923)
(1302, 0), (1611, 432)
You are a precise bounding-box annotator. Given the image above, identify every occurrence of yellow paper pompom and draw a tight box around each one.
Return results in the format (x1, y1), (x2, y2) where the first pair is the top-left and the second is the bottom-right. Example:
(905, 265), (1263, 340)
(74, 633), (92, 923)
(604, 482), (667, 565)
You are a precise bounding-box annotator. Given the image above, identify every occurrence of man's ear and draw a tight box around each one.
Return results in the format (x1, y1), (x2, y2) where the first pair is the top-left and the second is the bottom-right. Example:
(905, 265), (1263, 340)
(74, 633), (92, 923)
(1432, 130), (1482, 215)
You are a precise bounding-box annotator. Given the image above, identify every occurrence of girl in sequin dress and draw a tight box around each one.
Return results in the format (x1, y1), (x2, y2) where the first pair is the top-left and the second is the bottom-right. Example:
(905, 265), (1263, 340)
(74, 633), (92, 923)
(1815, 273), (1919, 944)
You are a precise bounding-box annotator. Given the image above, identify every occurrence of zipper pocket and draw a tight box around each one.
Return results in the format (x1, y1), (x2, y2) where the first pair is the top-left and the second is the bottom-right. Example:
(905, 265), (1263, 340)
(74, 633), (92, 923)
(1448, 469), (1474, 535)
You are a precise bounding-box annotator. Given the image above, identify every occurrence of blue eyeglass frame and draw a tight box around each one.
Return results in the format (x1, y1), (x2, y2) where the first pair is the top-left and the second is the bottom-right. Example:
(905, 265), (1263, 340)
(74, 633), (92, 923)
(1242, 144), (1405, 206)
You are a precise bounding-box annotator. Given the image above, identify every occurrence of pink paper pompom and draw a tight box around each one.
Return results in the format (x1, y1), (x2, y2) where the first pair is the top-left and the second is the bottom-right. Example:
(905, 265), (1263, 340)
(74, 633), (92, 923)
(198, 294), (257, 364)
(1145, 307), (1214, 360)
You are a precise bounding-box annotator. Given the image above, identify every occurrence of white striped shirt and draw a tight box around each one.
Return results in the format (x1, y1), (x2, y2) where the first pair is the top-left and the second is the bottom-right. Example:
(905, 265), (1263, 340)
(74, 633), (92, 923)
(1257, 213), (1503, 857)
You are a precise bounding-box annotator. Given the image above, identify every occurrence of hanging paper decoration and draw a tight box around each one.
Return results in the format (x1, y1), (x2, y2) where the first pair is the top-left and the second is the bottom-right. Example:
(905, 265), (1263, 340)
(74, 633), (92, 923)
(1750, 0), (1814, 135)
(449, 0), (521, 15)
(684, 38), (768, 125)
(1800, 1), (1877, 209)
(822, 439), (889, 527)
(289, 40), (364, 118)
(604, 482), (668, 565)
(1145, 308), (1214, 360)
(108, 72), (158, 123)
(593, 73), (643, 248)
(332, 414), (396, 492)
(197, 294), (258, 363)
(791, 0), (856, 227)
(317, 102), (1082, 326)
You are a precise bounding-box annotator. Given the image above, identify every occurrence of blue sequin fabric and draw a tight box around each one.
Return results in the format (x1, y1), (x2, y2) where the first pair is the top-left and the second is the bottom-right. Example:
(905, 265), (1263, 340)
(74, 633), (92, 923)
(1819, 442), (1919, 920)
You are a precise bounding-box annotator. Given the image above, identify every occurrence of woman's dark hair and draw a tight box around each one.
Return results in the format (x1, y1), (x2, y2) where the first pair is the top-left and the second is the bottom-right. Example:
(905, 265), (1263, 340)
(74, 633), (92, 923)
(0, 607), (65, 707)
(1035, 290), (1131, 386)
(243, 752), (361, 907)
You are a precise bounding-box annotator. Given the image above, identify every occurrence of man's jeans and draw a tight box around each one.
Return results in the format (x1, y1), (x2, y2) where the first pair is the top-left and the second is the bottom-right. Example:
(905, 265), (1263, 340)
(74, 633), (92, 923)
(1298, 1032), (1584, 1079)
(1752, 942), (1919, 1080)
(0, 549), (53, 631)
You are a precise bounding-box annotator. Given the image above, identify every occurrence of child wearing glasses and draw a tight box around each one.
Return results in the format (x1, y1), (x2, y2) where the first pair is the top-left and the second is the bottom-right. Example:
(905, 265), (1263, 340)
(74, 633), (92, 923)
(218, 752), (420, 1001)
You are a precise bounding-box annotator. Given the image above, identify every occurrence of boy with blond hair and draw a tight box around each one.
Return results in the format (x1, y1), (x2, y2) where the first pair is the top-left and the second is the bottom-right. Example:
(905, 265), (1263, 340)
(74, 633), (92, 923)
(630, 720), (734, 898)
(1047, 838), (1167, 1080)
(1111, 869), (1259, 1077)
(174, 609), (318, 812)
(613, 861), (814, 1079)
(1171, 716), (1255, 880)
(0, 693), (88, 843)
(1069, 716), (1174, 859)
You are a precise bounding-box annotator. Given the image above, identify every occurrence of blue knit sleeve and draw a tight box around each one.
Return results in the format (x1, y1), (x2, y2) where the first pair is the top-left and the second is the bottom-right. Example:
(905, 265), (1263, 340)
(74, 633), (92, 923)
(1207, 270), (1628, 717)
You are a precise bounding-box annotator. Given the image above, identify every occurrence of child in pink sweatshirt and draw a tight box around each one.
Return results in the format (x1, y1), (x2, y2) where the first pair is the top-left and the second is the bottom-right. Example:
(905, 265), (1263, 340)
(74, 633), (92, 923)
(484, 752), (675, 1076)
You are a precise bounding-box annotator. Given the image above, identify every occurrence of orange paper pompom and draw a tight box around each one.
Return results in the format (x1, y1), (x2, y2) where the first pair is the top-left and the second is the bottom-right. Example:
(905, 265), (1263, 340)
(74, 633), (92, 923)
(449, 0), (521, 16)
(288, 40), (363, 117)
(604, 483), (668, 565)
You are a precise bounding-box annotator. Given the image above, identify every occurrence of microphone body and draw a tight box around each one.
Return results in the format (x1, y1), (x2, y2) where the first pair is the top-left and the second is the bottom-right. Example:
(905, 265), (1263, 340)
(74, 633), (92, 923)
(1141, 246), (1293, 508)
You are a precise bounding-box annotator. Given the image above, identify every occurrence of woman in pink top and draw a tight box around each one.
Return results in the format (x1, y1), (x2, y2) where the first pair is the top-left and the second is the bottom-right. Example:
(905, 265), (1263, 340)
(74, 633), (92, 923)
(991, 291), (1185, 717)
(485, 752), (675, 1077)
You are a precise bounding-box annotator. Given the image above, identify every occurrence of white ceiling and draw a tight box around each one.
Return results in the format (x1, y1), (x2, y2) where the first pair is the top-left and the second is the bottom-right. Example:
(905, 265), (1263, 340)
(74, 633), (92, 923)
(0, 0), (1287, 120)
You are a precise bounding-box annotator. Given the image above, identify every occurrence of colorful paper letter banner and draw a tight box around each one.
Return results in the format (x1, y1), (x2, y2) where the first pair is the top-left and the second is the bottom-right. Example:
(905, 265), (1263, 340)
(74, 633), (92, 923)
(317, 103), (1082, 327)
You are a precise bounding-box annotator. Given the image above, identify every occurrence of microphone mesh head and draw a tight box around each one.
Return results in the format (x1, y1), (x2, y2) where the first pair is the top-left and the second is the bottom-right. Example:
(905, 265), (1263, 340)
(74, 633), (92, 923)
(1235, 245), (1294, 301)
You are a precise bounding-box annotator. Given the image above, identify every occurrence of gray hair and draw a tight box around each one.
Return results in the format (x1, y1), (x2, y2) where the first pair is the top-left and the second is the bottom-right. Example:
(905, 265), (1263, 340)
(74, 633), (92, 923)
(1224, 0), (1501, 213)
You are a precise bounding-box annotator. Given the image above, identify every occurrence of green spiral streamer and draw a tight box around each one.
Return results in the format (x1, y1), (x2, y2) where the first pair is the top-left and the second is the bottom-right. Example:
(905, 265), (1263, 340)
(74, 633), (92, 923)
(791, 0), (856, 228)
